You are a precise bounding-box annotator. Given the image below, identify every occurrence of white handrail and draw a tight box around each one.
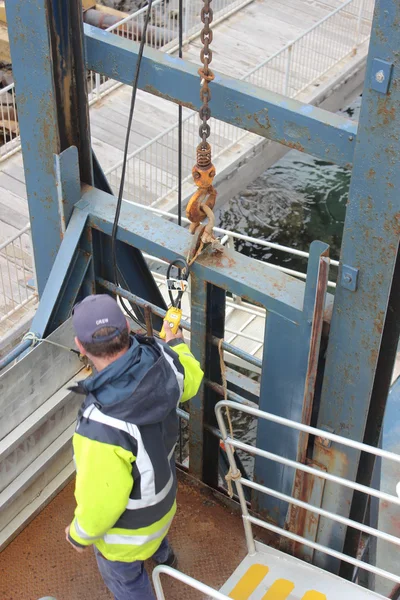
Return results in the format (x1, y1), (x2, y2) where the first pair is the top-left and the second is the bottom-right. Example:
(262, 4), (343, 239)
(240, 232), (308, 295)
(216, 401), (400, 465)
(215, 400), (400, 587)
(245, 0), (356, 77)
(153, 565), (230, 600)
(122, 200), (340, 266)
(105, 0), (164, 32)
(0, 223), (30, 251)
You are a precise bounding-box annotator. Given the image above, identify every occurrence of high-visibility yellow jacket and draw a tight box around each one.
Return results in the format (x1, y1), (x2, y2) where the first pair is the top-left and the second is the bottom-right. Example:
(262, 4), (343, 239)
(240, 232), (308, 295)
(67, 335), (203, 562)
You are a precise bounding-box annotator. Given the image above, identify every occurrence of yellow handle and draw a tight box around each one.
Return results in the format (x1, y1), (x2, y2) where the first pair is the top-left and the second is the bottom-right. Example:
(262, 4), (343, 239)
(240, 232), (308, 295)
(160, 307), (182, 340)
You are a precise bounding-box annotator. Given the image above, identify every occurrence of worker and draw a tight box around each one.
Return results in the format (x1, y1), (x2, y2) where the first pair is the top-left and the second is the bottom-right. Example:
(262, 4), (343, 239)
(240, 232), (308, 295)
(64, 294), (203, 600)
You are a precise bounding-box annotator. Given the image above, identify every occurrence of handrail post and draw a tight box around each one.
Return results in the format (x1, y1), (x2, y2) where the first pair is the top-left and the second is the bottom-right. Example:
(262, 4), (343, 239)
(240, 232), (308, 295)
(283, 44), (293, 96)
(354, 0), (366, 53)
(95, 72), (101, 101)
(184, 0), (189, 40)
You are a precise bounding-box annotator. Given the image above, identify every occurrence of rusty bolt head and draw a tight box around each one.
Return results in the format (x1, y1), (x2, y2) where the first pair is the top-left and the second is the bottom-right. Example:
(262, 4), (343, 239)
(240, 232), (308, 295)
(192, 163), (216, 189)
(375, 70), (385, 83)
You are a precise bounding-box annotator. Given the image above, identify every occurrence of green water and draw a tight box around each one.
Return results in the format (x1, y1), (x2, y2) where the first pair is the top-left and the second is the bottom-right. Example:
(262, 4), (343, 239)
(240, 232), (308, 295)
(217, 97), (361, 270)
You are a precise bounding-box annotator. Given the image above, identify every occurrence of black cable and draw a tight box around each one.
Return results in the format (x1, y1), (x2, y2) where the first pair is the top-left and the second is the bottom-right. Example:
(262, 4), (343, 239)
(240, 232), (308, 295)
(110, 0), (154, 330)
(178, 0), (183, 227)
(166, 258), (189, 308)
(177, 0), (184, 457)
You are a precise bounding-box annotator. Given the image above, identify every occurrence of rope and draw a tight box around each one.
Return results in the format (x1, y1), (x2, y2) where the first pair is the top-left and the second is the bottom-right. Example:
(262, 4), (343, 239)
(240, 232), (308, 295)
(218, 338), (241, 498)
(187, 203), (218, 267)
(187, 240), (205, 267)
(22, 332), (80, 355)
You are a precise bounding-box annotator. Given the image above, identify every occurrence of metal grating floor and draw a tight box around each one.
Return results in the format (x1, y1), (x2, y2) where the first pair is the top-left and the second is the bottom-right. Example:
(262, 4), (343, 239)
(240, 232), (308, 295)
(0, 472), (249, 600)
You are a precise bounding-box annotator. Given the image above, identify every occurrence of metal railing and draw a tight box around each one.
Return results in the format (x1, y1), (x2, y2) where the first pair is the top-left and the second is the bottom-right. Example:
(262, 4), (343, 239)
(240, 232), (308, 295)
(0, 83), (20, 160)
(245, 0), (374, 97)
(0, 0), (252, 161)
(153, 565), (230, 600)
(104, 0), (373, 208)
(215, 400), (400, 588)
(0, 224), (37, 326)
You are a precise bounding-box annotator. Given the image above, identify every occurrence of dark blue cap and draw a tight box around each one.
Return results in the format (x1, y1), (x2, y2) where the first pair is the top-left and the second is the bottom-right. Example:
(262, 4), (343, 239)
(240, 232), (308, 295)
(72, 294), (128, 344)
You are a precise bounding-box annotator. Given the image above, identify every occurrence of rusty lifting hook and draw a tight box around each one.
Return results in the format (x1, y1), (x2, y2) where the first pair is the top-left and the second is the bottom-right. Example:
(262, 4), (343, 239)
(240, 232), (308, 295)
(186, 0), (222, 265)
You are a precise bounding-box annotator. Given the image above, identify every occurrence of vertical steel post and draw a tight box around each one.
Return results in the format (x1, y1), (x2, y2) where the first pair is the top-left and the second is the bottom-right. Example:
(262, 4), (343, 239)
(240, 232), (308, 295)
(189, 276), (225, 487)
(6, 0), (92, 296)
(254, 242), (329, 525)
(312, 0), (400, 572)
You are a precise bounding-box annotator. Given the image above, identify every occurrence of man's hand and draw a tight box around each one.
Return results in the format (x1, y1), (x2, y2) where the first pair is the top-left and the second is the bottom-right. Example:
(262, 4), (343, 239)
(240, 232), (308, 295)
(163, 320), (184, 343)
(65, 525), (87, 553)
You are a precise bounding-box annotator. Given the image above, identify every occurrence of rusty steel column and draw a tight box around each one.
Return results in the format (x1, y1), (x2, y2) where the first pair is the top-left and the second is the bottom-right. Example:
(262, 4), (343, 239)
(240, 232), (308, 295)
(6, 0), (92, 296)
(311, 0), (400, 574)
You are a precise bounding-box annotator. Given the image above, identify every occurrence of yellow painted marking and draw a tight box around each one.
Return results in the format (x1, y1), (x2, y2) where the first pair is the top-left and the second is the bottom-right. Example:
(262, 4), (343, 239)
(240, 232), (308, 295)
(302, 592), (327, 600)
(229, 564), (270, 600)
(262, 579), (295, 599)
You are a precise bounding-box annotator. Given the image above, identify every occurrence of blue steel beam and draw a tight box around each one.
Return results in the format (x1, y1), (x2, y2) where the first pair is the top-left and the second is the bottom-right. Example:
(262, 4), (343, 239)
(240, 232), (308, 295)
(29, 210), (89, 337)
(76, 186), (333, 321)
(311, 0), (400, 573)
(84, 25), (357, 167)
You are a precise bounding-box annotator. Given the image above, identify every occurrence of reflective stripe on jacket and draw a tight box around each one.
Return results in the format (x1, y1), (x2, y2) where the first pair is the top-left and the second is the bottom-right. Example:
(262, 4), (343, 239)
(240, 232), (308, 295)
(68, 336), (203, 562)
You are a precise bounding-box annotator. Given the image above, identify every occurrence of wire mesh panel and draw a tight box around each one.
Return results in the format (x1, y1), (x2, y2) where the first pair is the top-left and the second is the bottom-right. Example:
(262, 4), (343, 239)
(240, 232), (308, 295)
(0, 225), (37, 328)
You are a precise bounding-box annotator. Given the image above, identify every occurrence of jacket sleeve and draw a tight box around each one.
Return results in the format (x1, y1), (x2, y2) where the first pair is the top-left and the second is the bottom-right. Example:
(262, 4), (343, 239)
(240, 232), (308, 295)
(168, 340), (204, 403)
(68, 434), (134, 548)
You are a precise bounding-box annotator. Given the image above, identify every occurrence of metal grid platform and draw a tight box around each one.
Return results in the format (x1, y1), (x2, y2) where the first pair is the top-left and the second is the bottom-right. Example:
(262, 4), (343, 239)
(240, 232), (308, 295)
(0, 473), (251, 600)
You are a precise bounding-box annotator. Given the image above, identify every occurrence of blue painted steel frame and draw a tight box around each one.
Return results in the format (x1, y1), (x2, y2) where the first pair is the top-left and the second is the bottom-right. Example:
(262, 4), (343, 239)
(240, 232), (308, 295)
(7, 0), (400, 578)
(75, 187), (330, 489)
(77, 186), (329, 321)
(310, 0), (400, 573)
(6, 0), (68, 296)
(84, 25), (357, 167)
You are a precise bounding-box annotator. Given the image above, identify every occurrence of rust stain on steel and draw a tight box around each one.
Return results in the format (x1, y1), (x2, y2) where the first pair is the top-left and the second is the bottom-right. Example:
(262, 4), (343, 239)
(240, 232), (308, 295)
(284, 253), (329, 551)
(299, 253), (330, 463)
(194, 246), (237, 270)
(143, 84), (198, 112)
(316, 443), (350, 474)
(367, 168), (376, 179)
(377, 97), (396, 125)
(252, 110), (271, 131)
(285, 140), (306, 152)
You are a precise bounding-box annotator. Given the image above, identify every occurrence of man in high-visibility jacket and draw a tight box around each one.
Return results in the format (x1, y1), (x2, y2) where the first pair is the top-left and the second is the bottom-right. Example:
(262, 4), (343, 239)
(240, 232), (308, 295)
(65, 294), (204, 600)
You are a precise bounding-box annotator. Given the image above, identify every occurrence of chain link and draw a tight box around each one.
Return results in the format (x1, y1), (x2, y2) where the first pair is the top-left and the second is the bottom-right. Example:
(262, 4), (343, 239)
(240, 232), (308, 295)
(199, 0), (214, 146)
(185, 0), (219, 241)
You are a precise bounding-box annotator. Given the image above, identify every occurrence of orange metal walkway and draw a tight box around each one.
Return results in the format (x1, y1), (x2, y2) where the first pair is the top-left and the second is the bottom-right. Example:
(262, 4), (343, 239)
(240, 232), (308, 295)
(0, 473), (249, 600)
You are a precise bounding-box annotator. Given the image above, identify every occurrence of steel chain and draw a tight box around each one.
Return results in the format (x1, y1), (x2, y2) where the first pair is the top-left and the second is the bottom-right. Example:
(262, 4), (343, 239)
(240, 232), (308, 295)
(199, 0), (214, 145)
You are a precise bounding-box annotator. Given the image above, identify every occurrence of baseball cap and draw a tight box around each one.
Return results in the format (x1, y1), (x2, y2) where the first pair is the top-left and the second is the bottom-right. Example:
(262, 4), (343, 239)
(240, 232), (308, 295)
(72, 294), (128, 344)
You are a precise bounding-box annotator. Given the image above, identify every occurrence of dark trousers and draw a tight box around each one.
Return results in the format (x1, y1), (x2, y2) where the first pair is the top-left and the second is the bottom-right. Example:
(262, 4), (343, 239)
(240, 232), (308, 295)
(95, 537), (171, 600)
